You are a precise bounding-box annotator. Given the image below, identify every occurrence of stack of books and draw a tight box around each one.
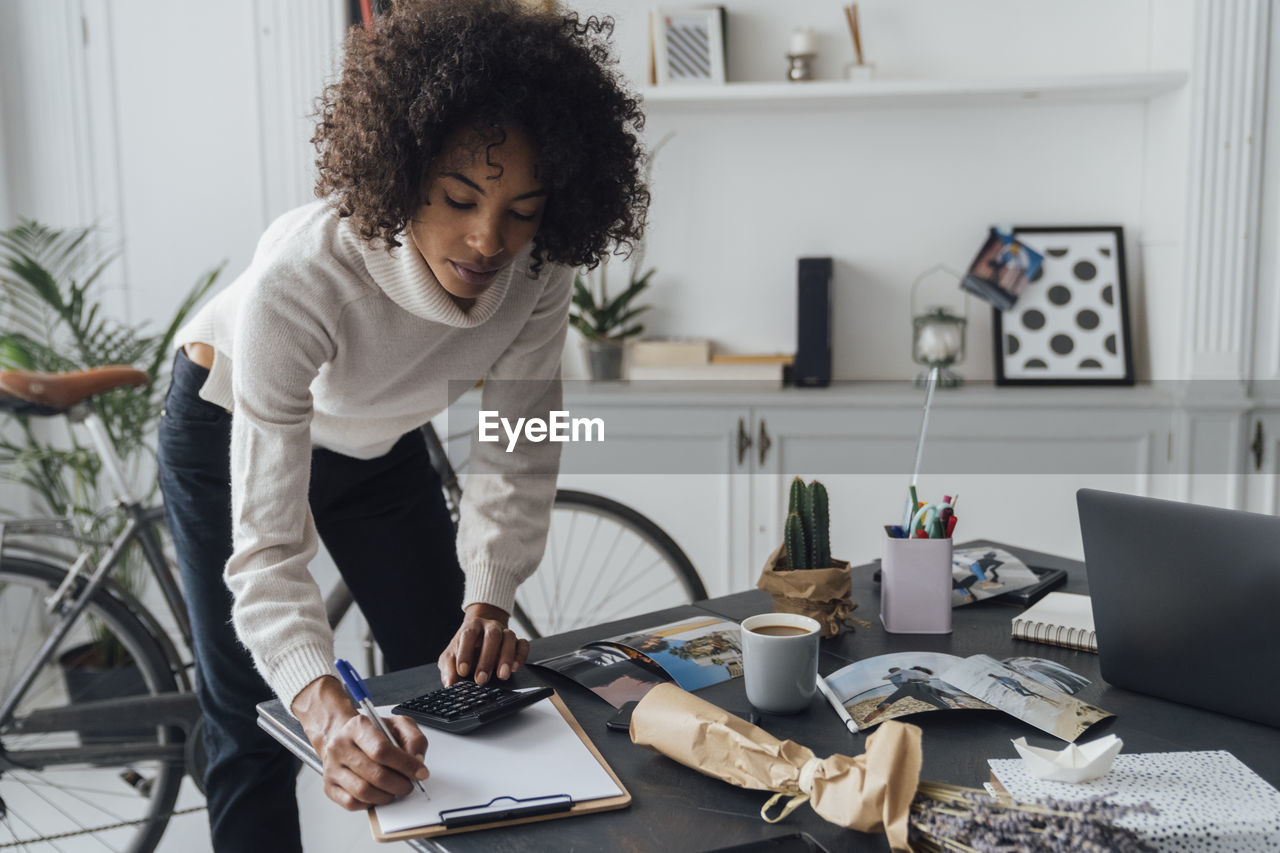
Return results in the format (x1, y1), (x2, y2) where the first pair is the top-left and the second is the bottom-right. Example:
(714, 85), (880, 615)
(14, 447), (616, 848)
(627, 339), (791, 386)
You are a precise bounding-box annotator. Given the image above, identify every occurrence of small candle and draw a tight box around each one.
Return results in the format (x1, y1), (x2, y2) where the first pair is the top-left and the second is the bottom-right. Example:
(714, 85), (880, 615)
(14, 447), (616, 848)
(916, 323), (961, 362)
(789, 28), (816, 56)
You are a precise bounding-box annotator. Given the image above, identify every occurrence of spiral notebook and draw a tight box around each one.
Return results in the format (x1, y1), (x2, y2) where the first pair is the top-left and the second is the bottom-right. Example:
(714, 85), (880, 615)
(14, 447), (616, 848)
(1010, 592), (1096, 653)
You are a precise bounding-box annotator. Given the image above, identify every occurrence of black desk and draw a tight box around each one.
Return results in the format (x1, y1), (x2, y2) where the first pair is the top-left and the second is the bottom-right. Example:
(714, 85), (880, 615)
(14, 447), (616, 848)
(257, 542), (1280, 852)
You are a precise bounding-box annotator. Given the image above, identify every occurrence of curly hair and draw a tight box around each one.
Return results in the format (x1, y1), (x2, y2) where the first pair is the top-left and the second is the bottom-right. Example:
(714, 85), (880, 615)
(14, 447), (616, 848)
(313, 0), (648, 272)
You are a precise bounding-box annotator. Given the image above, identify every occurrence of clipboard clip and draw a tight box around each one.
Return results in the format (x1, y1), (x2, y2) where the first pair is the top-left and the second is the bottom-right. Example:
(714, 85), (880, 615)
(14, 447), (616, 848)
(439, 793), (573, 828)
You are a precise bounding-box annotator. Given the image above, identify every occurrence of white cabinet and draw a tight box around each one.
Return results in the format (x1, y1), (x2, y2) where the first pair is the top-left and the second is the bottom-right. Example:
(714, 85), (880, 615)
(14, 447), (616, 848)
(445, 384), (1190, 597)
(748, 392), (1176, 588)
(1243, 411), (1280, 514)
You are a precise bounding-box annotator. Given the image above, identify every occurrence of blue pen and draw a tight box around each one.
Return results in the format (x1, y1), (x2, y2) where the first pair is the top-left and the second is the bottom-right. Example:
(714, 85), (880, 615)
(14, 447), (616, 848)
(334, 658), (427, 794)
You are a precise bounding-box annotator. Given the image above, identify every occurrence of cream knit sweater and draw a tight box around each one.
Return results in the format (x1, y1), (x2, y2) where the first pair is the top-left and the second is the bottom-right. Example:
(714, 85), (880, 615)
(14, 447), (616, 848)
(175, 201), (570, 706)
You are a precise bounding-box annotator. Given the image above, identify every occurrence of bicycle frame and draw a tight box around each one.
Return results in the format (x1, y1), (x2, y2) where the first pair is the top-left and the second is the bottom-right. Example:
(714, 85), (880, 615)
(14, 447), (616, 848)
(0, 403), (199, 766)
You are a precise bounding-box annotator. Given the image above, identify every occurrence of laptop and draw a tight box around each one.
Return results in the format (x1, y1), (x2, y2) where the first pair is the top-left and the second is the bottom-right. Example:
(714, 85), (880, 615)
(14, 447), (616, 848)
(1077, 488), (1280, 728)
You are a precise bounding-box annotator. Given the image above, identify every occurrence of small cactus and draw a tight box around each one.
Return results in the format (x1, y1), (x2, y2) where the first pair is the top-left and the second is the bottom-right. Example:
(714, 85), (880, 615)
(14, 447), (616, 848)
(785, 511), (808, 572)
(810, 480), (831, 568)
(788, 477), (806, 517)
(780, 477), (832, 570)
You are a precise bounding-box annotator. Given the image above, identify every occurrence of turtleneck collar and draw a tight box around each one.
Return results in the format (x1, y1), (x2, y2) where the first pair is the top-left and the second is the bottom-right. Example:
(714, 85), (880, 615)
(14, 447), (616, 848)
(355, 226), (515, 329)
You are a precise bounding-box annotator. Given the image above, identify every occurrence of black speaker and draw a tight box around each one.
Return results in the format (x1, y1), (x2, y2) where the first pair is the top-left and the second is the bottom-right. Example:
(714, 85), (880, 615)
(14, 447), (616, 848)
(792, 257), (831, 387)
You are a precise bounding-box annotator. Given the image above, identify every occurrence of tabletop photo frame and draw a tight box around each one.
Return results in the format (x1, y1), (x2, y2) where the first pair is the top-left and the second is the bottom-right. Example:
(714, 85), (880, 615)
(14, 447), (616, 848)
(994, 226), (1134, 386)
(651, 6), (727, 85)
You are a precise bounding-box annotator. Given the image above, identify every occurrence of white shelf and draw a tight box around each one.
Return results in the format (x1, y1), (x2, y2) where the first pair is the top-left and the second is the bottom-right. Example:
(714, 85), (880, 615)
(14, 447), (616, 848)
(641, 71), (1188, 111)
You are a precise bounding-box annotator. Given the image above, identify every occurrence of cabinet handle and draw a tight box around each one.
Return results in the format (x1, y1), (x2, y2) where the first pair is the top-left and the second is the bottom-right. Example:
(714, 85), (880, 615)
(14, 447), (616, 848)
(758, 419), (772, 467)
(1252, 420), (1265, 472)
(737, 417), (752, 467)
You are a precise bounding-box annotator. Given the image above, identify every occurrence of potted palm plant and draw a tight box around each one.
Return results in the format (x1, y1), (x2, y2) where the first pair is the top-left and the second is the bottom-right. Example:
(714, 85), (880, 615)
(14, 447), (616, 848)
(0, 219), (219, 698)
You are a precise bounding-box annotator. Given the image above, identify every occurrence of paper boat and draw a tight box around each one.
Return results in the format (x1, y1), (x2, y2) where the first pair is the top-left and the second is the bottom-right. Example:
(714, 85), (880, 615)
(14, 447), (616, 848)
(1011, 734), (1123, 783)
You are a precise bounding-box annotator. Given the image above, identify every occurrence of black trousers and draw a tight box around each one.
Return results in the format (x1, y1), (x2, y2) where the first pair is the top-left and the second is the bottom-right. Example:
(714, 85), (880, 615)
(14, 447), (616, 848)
(156, 349), (464, 852)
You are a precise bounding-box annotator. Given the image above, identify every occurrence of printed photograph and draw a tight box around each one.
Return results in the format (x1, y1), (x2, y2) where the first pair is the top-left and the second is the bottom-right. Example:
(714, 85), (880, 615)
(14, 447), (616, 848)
(939, 654), (1111, 742)
(960, 227), (1045, 312)
(951, 546), (1042, 606)
(534, 645), (670, 708)
(825, 652), (993, 729)
(1002, 656), (1091, 695)
(607, 616), (744, 691)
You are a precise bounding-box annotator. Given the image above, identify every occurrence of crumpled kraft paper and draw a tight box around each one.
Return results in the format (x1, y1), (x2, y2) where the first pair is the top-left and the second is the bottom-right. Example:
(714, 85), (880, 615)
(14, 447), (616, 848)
(757, 543), (857, 637)
(630, 683), (922, 851)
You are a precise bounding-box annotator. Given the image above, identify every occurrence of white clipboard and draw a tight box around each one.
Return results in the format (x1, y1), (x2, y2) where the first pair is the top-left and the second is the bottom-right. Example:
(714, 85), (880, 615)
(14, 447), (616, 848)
(369, 692), (630, 841)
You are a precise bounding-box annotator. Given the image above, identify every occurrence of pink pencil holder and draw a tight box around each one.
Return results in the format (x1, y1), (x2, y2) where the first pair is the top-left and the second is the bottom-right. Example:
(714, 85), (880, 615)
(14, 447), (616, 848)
(880, 532), (952, 634)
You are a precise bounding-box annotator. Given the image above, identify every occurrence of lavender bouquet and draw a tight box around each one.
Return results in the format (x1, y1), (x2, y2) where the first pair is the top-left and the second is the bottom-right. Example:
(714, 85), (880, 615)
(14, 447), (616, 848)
(910, 782), (1157, 852)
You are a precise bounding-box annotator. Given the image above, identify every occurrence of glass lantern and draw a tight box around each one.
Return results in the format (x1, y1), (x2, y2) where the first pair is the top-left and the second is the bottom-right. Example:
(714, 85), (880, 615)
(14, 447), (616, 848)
(910, 265), (968, 388)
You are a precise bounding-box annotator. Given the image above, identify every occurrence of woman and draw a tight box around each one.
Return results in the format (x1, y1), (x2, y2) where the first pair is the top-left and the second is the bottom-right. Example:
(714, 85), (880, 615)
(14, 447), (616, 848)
(156, 2), (646, 849)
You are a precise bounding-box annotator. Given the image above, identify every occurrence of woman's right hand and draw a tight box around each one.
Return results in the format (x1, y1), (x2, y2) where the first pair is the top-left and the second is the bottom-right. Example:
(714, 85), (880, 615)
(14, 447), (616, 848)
(291, 675), (429, 810)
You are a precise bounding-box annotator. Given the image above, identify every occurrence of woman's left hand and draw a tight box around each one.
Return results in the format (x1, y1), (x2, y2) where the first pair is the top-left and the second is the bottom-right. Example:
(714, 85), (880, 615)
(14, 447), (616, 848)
(439, 602), (529, 686)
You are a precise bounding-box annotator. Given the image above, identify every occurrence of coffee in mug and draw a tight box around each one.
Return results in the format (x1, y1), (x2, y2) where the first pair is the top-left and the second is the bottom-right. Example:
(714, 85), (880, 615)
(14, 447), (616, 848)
(748, 625), (811, 637)
(740, 613), (821, 714)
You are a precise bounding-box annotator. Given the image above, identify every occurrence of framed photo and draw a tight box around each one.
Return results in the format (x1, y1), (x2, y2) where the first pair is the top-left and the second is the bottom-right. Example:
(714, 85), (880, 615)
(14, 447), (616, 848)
(994, 226), (1134, 386)
(651, 6), (726, 85)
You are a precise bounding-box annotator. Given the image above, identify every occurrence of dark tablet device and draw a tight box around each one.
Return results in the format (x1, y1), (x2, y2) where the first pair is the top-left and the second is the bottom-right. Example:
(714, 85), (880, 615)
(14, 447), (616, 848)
(1002, 565), (1068, 606)
(392, 682), (553, 734)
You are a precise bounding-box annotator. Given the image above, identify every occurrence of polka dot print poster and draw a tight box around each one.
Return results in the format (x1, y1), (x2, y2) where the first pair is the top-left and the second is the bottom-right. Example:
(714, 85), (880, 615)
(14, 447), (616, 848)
(995, 227), (1134, 385)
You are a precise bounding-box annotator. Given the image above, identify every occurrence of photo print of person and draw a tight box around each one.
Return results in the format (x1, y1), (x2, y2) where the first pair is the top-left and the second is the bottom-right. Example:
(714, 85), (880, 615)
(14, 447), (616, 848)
(960, 227), (1045, 312)
(533, 616), (743, 706)
(609, 617), (744, 691)
(825, 652), (993, 730)
(823, 652), (1104, 738)
(1002, 657), (1091, 695)
(533, 644), (670, 708)
(950, 546), (1042, 606)
(939, 654), (1111, 742)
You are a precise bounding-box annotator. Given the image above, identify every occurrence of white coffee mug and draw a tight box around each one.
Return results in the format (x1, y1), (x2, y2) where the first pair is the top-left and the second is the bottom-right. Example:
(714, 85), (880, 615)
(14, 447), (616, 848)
(741, 613), (821, 714)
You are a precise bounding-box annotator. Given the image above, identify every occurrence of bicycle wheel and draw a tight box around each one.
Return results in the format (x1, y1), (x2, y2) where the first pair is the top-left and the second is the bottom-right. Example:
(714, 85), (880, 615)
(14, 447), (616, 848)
(0, 556), (183, 853)
(513, 490), (707, 638)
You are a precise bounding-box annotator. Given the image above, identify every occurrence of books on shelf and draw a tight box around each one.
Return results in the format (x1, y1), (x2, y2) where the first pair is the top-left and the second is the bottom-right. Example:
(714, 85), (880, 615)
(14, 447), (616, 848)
(989, 750), (1280, 852)
(627, 362), (785, 384)
(628, 338), (711, 367)
(1011, 591), (1097, 653)
(823, 651), (1110, 742)
(532, 616), (742, 709)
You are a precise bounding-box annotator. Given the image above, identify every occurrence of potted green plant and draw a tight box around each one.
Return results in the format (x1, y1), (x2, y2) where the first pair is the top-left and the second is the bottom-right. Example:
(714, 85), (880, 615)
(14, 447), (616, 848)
(570, 267), (652, 380)
(0, 219), (219, 693)
(757, 477), (856, 637)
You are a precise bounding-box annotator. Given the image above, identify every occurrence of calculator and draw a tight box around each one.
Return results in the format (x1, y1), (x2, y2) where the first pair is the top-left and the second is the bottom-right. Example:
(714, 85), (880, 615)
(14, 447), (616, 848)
(391, 682), (554, 734)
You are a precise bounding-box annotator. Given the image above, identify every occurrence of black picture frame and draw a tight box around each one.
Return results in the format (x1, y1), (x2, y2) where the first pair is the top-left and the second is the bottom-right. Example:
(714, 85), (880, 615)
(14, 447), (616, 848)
(993, 225), (1135, 386)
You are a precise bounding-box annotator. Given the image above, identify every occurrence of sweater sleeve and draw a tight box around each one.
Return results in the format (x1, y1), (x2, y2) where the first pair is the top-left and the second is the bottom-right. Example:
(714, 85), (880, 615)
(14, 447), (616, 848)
(456, 263), (573, 615)
(224, 269), (339, 708)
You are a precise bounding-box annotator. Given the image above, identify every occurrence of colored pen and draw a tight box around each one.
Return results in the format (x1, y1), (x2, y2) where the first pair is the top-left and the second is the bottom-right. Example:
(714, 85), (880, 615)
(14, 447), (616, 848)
(334, 658), (427, 794)
(816, 674), (858, 734)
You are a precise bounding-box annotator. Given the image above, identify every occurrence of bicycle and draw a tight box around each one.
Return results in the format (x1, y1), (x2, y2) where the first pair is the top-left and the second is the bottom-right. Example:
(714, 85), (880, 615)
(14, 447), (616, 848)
(0, 365), (705, 852)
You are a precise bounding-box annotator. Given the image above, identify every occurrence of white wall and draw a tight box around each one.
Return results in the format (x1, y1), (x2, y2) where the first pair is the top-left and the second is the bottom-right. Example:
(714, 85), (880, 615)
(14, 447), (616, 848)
(0, 0), (345, 330)
(577, 0), (1193, 381)
(2, 0), (1196, 384)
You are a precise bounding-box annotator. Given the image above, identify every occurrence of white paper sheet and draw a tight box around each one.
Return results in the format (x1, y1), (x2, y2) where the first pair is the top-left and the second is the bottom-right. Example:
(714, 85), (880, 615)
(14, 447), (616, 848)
(372, 700), (622, 834)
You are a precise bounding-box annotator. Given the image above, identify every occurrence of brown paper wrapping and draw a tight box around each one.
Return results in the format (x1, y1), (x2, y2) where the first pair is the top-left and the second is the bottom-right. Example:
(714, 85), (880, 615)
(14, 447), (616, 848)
(630, 683), (922, 851)
(757, 543), (856, 637)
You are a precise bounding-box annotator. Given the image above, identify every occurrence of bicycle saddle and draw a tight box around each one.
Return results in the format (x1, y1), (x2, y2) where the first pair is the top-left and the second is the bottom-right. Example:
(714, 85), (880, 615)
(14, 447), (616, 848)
(0, 366), (149, 416)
